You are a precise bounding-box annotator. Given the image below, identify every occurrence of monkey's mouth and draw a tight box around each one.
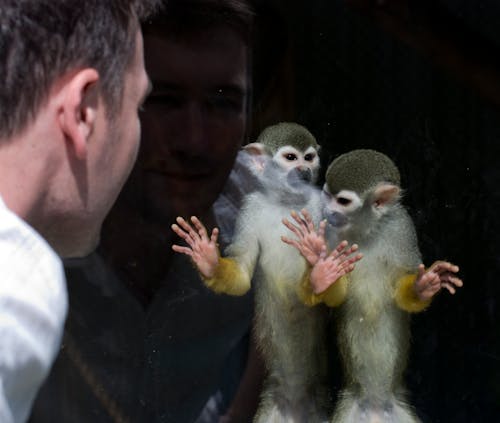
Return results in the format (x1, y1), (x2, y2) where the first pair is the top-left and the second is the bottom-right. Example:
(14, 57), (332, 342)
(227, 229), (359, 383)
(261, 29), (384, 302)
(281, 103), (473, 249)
(287, 168), (312, 188)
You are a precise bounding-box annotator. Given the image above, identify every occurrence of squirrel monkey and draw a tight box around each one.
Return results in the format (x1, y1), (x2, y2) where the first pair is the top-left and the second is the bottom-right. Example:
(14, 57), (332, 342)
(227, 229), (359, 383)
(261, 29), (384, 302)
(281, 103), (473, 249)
(283, 149), (463, 423)
(172, 123), (361, 422)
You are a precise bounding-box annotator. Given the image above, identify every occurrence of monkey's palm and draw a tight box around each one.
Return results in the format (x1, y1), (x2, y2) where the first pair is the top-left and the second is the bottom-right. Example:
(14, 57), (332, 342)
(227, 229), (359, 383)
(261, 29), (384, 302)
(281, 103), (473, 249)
(171, 216), (220, 279)
(296, 232), (326, 266)
(309, 242), (361, 294)
(414, 261), (463, 301)
(281, 209), (362, 293)
(190, 238), (219, 279)
(281, 209), (327, 266)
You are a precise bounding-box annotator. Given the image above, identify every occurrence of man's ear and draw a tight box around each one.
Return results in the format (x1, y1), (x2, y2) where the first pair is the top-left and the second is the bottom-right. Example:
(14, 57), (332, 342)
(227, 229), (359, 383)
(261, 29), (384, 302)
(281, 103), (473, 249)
(58, 68), (100, 160)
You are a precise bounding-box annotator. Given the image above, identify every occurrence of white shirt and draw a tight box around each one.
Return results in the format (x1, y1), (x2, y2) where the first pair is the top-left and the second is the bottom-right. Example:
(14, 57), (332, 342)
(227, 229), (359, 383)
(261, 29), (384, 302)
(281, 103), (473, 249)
(0, 197), (67, 423)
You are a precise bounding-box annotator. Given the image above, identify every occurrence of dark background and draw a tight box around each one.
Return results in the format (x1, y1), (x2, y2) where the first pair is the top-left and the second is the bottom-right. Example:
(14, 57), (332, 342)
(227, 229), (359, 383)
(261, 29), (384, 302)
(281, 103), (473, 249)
(255, 0), (500, 421)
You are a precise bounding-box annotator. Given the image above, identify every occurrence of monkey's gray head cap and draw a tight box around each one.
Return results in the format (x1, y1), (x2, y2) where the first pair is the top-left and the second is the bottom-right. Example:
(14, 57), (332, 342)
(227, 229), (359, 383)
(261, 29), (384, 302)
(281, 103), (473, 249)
(256, 122), (319, 154)
(326, 149), (401, 195)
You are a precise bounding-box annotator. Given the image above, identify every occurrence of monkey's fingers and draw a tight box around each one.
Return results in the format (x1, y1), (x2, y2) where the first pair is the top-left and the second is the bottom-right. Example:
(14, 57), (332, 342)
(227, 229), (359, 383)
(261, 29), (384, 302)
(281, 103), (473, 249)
(341, 244), (360, 260)
(176, 216), (200, 241)
(290, 210), (310, 234)
(282, 217), (304, 239)
(299, 209), (315, 231)
(281, 235), (300, 249)
(190, 216), (209, 240)
(337, 263), (356, 278)
(171, 223), (185, 237)
(282, 235), (315, 256)
(172, 244), (194, 257)
(440, 274), (463, 288)
(282, 235), (322, 265)
(318, 219), (327, 239)
(441, 282), (457, 295)
(210, 227), (220, 244)
(416, 264), (426, 280)
(328, 240), (349, 260)
(171, 223), (196, 247)
(343, 252), (363, 267)
(429, 260), (460, 275)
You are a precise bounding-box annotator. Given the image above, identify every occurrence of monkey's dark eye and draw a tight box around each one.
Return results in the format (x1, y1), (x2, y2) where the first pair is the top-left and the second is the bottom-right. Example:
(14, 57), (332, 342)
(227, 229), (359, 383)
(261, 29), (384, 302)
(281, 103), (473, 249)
(284, 153), (298, 161)
(337, 197), (352, 206)
(304, 153), (315, 162)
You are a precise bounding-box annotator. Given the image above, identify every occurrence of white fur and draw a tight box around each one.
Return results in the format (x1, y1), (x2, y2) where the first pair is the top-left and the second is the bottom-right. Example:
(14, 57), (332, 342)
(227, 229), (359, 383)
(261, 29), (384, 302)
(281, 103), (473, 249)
(326, 204), (422, 423)
(228, 185), (329, 422)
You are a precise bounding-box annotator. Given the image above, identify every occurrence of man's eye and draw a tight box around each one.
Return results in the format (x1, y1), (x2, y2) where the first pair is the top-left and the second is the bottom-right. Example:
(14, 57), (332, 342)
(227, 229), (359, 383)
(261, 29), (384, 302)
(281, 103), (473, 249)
(284, 153), (297, 161)
(337, 197), (352, 206)
(206, 94), (243, 114)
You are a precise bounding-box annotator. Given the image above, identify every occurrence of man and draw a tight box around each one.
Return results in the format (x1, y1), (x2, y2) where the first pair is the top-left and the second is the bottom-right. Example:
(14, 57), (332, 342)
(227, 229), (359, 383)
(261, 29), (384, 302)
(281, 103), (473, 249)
(0, 1), (159, 422)
(29, 1), (287, 422)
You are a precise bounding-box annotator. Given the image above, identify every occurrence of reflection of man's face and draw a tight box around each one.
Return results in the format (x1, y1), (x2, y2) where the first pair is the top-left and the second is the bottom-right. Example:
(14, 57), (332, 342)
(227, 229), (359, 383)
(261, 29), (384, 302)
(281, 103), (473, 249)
(140, 27), (248, 221)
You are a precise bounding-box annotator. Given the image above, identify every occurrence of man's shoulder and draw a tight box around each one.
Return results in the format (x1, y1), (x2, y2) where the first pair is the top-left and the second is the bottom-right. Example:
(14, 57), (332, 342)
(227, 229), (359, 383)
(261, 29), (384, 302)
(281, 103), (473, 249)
(0, 197), (64, 292)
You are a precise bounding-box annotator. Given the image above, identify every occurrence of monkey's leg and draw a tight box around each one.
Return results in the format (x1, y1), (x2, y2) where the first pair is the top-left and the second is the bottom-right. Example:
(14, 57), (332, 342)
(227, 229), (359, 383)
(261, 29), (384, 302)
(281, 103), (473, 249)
(331, 391), (421, 423)
(253, 401), (288, 423)
(254, 399), (328, 423)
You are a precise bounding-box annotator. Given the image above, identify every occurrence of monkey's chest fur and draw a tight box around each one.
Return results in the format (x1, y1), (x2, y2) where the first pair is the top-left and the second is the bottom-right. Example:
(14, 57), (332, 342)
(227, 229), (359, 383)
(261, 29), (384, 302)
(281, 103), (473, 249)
(250, 195), (329, 411)
(337, 251), (411, 402)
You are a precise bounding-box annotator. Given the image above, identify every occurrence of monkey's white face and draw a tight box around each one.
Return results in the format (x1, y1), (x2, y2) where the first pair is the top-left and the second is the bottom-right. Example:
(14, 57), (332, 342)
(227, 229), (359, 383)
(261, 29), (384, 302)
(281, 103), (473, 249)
(273, 145), (320, 184)
(321, 187), (362, 229)
(321, 182), (402, 244)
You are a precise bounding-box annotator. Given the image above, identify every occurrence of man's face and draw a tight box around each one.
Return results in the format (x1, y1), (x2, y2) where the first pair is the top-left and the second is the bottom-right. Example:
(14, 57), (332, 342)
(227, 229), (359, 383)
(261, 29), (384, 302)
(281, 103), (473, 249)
(139, 27), (248, 220)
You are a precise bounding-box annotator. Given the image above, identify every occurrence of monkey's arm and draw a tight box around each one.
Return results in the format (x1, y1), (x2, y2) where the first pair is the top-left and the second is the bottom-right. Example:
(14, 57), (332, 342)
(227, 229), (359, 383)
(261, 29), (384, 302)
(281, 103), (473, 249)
(206, 202), (262, 296)
(394, 261), (463, 312)
(282, 209), (358, 306)
(201, 257), (251, 296)
(172, 216), (254, 296)
(394, 273), (432, 313)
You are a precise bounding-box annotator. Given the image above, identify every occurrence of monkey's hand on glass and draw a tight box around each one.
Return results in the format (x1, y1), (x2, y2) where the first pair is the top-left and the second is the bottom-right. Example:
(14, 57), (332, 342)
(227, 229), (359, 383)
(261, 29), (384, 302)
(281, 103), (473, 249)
(281, 209), (328, 265)
(171, 216), (220, 279)
(281, 209), (363, 294)
(414, 261), (463, 301)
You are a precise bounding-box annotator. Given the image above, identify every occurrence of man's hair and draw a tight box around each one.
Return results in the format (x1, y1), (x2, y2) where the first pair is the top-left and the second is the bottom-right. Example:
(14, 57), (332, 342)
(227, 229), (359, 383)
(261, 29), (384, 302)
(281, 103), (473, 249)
(0, 0), (161, 138)
(143, 0), (255, 46)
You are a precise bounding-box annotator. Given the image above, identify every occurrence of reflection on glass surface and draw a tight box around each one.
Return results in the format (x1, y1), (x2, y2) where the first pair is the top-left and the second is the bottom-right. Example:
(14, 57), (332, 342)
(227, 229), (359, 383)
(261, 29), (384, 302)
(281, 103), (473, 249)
(29, 1), (500, 422)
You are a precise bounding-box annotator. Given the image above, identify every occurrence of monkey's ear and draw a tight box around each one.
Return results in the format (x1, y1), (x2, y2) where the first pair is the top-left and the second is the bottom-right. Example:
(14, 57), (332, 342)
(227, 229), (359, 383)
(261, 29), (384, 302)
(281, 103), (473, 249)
(372, 183), (401, 208)
(243, 142), (268, 174)
(243, 142), (267, 156)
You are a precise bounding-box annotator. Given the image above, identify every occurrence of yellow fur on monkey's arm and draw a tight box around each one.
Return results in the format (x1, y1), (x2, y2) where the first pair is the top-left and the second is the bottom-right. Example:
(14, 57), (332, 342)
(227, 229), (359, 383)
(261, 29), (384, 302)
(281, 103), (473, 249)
(394, 273), (432, 312)
(201, 257), (251, 296)
(297, 268), (348, 307)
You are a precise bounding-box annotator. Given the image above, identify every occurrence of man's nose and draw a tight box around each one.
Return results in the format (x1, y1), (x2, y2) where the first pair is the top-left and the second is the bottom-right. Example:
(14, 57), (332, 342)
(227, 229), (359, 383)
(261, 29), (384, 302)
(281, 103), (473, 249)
(175, 103), (207, 154)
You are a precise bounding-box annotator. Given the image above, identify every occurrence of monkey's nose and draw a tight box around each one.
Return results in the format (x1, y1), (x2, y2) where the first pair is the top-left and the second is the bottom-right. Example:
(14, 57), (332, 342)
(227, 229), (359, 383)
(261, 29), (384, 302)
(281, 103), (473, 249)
(325, 211), (348, 227)
(297, 168), (312, 182)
